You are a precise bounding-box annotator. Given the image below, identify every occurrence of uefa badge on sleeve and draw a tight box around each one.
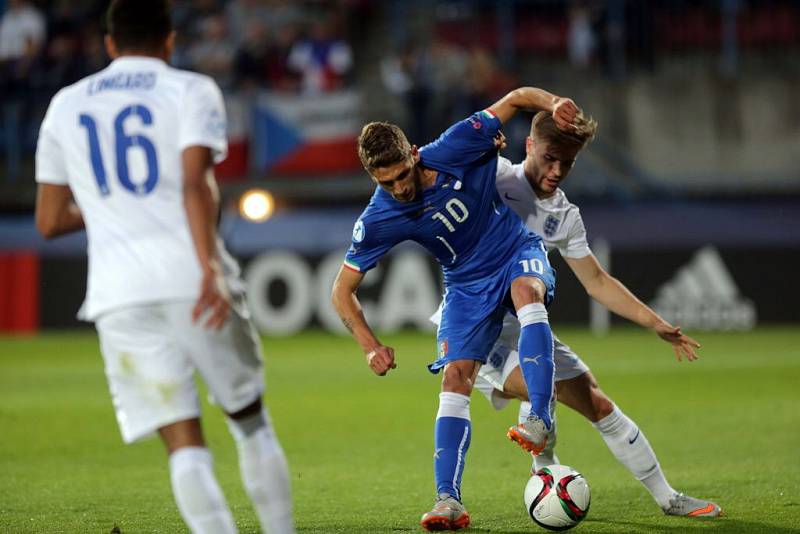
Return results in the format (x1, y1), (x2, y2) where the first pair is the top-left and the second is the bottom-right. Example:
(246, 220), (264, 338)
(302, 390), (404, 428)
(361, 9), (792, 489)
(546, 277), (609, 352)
(353, 220), (365, 243)
(438, 339), (449, 358)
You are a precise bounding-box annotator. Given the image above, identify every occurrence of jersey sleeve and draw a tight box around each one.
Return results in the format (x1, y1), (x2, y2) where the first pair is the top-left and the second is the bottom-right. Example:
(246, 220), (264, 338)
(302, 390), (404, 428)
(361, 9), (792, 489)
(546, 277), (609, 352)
(178, 76), (228, 163)
(420, 110), (502, 174)
(495, 156), (516, 187)
(558, 207), (592, 258)
(343, 214), (400, 273)
(35, 91), (68, 185)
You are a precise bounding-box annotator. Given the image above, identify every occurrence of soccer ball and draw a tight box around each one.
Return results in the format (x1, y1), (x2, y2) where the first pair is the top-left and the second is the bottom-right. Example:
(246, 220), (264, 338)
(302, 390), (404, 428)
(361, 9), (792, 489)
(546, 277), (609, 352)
(524, 464), (590, 531)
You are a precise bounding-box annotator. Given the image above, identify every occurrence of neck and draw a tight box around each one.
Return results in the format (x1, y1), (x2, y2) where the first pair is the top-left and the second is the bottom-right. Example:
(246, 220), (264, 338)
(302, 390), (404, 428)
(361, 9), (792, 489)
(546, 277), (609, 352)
(420, 166), (438, 188)
(116, 50), (169, 62)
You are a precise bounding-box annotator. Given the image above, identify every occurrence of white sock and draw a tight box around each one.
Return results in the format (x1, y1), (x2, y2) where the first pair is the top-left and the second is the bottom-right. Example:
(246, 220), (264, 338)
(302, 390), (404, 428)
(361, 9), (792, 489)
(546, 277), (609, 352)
(592, 406), (678, 509)
(169, 447), (237, 534)
(228, 410), (295, 534)
(519, 401), (559, 471)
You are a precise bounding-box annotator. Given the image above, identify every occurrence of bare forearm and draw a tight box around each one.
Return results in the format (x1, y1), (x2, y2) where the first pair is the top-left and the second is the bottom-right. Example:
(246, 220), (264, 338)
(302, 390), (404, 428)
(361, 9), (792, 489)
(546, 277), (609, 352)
(332, 288), (381, 353)
(491, 87), (560, 123)
(183, 177), (219, 271)
(588, 275), (665, 329)
(508, 87), (560, 112)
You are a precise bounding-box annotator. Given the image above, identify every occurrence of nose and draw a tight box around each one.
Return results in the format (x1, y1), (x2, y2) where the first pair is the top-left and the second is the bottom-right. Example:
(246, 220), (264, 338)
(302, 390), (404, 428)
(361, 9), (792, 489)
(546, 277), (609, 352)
(552, 162), (562, 177)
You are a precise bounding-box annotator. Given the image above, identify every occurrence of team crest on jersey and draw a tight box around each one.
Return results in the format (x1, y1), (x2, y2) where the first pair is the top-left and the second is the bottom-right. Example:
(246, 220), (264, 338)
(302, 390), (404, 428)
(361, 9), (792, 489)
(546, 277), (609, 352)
(543, 214), (560, 237)
(438, 339), (449, 358)
(352, 220), (365, 243)
(204, 109), (226, 140)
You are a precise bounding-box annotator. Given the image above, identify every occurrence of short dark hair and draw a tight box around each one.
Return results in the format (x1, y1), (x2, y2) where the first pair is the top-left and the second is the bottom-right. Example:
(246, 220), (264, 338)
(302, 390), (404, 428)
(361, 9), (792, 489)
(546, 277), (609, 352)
(357, 122), (411, 171)
(107, 0), (172, 52)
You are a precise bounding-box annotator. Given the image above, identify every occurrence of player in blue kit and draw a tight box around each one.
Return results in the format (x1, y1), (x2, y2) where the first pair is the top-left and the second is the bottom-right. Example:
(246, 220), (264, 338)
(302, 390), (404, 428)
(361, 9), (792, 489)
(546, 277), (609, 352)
(331, 87), (591, 531)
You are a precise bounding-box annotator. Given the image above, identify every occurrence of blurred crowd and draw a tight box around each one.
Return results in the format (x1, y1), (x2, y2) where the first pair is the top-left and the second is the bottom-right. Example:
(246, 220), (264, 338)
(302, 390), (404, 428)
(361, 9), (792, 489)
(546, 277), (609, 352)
(1, 0), (798, 187)
(0, 0), (359, 182)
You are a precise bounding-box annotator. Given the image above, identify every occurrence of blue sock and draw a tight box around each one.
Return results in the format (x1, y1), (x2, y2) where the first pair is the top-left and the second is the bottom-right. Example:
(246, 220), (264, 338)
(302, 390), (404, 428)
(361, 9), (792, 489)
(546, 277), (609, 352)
(433, 392), (471, 501)
(517, 303), (555, 429)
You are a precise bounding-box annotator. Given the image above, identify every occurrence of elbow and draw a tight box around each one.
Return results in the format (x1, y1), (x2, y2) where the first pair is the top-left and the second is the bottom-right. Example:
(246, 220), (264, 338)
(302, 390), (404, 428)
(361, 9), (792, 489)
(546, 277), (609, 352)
(330, 280), (342, 310)
(583, 277), (605, 301)
(330, 278), (353, 315)
(331, 284), (350, 315)
(585, 285), (600, 301)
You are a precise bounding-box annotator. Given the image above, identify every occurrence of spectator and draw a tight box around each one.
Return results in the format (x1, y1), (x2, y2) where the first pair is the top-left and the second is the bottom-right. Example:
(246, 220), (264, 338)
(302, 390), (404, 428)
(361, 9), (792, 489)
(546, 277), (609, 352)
(186, 13), (236, 90)
(463, 46), (516, 112)
(81, 28), (108, 75)
(0, 0), (46, 182)
(31, 27), (85, 99)
(379, 44), (434, 144)
(233, 19), (270, 90)
(264, 22), (301, 92)
(427, 36), (468, 131)
(287, 13), (352, 94)
(0, 0), (45, 61)
(226, 0), (271, 46)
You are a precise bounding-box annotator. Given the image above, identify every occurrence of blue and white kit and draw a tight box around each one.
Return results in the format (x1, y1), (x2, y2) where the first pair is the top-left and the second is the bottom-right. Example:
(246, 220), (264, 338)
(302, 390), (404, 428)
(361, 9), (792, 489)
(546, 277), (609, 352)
(344, 111), (556, 371)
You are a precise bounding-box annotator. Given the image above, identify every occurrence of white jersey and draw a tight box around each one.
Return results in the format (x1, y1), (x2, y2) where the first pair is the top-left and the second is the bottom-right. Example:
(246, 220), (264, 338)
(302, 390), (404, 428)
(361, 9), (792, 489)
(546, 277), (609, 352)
(36, 56), (236, 320)
(496, 157), (591, 260)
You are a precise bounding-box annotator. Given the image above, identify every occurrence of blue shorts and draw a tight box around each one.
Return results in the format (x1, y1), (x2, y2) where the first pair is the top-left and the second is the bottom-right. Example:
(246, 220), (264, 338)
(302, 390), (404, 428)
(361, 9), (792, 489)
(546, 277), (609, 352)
(429, 237), (556, 373)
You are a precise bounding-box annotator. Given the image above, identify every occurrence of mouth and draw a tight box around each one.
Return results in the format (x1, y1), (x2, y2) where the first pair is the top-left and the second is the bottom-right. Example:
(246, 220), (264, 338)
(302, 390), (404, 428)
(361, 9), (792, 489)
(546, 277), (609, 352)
(543, 178), (560, 188)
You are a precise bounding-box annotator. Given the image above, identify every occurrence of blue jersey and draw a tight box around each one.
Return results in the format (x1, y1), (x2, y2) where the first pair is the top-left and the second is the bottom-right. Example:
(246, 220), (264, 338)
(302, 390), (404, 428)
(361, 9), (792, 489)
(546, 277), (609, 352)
(345, 110), (532, 286)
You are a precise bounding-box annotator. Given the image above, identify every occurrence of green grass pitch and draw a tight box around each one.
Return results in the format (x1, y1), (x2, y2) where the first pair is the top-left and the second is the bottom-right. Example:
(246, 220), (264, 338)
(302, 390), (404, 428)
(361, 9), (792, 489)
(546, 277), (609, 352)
(1, 327), (799, 533)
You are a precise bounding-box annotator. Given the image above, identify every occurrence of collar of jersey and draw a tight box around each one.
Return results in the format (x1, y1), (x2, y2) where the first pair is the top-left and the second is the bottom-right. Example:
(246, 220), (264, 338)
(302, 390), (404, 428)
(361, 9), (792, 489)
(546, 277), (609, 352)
(109, 55), (168, 70)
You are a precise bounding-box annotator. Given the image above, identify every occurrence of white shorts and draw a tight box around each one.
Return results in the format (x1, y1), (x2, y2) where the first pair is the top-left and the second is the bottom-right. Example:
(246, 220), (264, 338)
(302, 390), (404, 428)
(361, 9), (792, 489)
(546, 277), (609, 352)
(474, 334), (589, 410)
(96, 296), (264, 443)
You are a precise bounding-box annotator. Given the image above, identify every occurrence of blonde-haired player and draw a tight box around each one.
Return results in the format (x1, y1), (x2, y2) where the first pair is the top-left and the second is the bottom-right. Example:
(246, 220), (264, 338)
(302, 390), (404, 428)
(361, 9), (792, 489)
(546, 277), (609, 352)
(436, 110), (722, 518)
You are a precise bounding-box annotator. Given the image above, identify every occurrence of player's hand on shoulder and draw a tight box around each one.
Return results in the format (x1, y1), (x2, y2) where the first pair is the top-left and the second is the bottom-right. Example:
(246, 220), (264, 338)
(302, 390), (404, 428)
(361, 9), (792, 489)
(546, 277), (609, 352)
(366, 345), (397, 376)
(654, 323), (701, 362)
(193, 259), (231, 330)
(551, 98), (579, 131)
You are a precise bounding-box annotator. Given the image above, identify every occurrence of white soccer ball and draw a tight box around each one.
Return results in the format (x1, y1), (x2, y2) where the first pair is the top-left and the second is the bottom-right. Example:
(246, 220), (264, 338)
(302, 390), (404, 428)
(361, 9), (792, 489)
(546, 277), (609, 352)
(524, 464), (591, 531)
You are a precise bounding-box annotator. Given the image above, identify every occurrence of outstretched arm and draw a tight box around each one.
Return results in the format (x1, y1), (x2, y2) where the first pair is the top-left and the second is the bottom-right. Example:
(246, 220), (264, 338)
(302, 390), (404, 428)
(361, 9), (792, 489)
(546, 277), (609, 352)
(35, 184), (84, 238)
(332, 265), (397, 376)
(565, 253), (701, 361)
(488, 87), (579, 128)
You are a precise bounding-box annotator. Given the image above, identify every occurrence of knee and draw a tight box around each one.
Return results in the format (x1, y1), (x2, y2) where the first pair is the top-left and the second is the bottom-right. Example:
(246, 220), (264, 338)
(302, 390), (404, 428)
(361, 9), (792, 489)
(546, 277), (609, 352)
(511, 278), (546, 309)
(441, 365), (473, 395)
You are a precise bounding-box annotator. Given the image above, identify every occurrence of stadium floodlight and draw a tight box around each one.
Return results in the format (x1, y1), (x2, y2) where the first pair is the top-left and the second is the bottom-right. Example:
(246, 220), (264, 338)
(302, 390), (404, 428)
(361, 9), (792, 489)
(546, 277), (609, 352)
(239, 188), (275, 222)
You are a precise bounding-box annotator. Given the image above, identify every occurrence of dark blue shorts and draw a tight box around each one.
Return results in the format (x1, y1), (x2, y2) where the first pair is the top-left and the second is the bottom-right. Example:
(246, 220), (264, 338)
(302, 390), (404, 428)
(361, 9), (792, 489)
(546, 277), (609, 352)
(429, 236), (556, 373)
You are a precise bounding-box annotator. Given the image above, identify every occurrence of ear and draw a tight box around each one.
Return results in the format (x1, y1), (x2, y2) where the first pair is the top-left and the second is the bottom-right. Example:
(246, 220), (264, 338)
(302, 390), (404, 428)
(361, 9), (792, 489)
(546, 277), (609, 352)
(410, 145), (420, 164)
(525, 136), (534, 156)
(164, 31), (176, 60)
(104, 34), (118, 59)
